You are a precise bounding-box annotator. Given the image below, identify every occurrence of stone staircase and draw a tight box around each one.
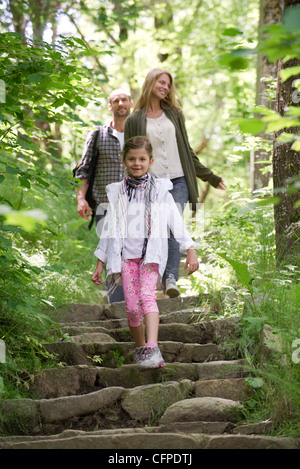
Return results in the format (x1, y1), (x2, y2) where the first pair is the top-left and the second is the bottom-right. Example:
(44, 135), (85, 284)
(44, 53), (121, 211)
(0, 296), (299, 450)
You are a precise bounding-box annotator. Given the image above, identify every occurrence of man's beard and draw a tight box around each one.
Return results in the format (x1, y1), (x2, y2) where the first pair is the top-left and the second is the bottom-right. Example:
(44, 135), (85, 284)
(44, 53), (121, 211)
(115, 109), (130, 118)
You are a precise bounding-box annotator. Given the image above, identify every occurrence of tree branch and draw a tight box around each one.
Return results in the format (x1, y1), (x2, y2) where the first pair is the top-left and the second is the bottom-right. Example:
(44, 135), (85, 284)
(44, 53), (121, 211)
(63, 11), (110, 81)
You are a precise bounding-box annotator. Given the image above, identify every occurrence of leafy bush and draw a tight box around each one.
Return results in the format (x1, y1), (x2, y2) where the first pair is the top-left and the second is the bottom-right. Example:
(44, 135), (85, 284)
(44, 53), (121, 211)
(0, 32), (108, 398)
(189, 186), (300, 436)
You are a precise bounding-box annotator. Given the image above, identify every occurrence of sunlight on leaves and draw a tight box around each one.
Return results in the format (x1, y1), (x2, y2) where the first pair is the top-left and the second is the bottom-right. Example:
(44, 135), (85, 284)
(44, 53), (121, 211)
(3, 209), (47, 232)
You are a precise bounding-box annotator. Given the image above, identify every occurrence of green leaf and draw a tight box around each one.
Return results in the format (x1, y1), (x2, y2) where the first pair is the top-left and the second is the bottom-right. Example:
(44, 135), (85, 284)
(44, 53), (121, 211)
(19, 175), (31, 189)
(218, 54), (249, 70)
(72, 38), (88, 48)
(35, 177), (50, 188)
(52, 98), (66, 109)
(230, 47), (258, 57)
(265, 117), (299, 133)
(277, 132), (296, 143)
(285, 106), (300, 117)
(239, 197), (281, 215)
(74, 96), (87, 106)
(230, 57), (249, 70)
(218, 253), (254, 291)
(280, 66), (300, 83)
(4, 209), (47, 231)
(282, 5), (300, 32)
(28, 73), (43, 83)
(291, 139), (300, 151)
(34, 312), (55, 328)
(254, 106), (276, 116)
(6, 165), (20, 175)
(252, 196), (281, 207)
(238, 118), (266, 134)
(222, 28), (244, 37)
(245, 377), (264, 389)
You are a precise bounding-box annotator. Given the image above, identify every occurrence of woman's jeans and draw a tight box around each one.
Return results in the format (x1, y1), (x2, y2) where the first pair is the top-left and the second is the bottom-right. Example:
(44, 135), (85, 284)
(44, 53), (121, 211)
(163, 176), (189, 284)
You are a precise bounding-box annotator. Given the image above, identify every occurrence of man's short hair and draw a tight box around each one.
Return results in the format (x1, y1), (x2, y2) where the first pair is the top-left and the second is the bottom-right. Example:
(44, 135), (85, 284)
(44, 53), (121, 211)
(108, 88), (131, 103)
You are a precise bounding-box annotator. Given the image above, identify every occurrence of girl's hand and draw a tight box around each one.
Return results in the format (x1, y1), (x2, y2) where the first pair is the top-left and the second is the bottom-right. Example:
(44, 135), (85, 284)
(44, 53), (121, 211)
(185, 248), (199, 275)
(92, 260), (104, 285)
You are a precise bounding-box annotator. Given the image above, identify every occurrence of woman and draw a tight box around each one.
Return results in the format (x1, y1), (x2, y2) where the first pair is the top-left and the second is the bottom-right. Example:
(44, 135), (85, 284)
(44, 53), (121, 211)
(124, 69), (226, 297)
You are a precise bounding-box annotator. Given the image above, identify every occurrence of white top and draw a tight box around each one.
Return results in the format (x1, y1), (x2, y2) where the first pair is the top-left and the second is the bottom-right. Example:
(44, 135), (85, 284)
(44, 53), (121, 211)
(111, 127), (124, 150)
(123, 199), (145, 259)
(146, 113), (184, 179)
(94, 178), (195, 281)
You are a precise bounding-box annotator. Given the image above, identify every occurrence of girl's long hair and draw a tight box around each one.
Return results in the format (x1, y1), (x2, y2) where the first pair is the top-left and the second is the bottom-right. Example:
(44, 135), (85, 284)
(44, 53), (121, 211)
(134, 69), (181, 111)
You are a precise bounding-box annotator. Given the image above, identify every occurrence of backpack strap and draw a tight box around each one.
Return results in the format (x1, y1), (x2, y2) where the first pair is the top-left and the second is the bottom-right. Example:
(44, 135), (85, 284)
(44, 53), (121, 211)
(86, 126), (101, 229)
(86, 126), (100, 187)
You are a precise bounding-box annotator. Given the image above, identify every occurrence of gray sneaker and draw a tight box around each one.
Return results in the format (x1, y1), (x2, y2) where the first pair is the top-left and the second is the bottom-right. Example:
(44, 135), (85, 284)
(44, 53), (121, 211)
(133, 346), (146, 365)
(165, 274), (180, 298)
(138, 346), (165, 369)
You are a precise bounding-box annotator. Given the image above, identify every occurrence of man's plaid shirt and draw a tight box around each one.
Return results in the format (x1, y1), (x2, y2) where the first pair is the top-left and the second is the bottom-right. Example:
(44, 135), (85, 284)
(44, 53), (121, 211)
(75, 124), (125, 204)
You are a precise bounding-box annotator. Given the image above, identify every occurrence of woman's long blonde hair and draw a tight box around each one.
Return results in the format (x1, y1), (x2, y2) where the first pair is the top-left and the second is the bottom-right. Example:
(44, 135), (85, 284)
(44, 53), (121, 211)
(134, 69), (181, 111)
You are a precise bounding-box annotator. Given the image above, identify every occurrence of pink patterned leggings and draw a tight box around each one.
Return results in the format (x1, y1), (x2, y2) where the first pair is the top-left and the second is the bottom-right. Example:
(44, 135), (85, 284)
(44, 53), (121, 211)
(121, 258), (159, 327)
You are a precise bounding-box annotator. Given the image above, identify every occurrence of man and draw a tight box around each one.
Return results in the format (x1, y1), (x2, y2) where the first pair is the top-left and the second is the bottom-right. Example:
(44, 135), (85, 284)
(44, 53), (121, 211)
(75, 88), (133, 303)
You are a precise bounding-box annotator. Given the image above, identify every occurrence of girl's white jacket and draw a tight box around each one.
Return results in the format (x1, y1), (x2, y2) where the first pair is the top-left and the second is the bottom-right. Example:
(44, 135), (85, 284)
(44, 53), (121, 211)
(94, 178), (194, 280)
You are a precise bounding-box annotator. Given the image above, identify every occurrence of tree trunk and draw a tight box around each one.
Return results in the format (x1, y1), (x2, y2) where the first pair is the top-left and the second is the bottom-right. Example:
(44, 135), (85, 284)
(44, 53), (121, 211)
(252, 0), (284, 193)
(112, 0), (129, 41)
(154, 1), (174, 62)
(273, 0), (300, 261)
(8, 0), (27, 37)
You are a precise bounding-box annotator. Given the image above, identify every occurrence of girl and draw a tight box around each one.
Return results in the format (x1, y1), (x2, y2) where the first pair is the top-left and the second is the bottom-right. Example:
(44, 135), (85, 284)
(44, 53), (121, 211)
(125, 69), (226, 298)
(92, 136), (199, 369)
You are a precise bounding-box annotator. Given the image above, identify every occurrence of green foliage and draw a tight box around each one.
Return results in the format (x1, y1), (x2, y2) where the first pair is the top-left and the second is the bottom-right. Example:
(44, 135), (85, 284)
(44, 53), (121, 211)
(205, 7), (300, 433)
(190, 185), (300, 435)
(113, 350), (125, 368)
(0, 32), (106, 161)
(220, 4), (300, 151)
(0, 29), (110, 398)
(217, 253), (255, 292)
(91, 355), (103, 366)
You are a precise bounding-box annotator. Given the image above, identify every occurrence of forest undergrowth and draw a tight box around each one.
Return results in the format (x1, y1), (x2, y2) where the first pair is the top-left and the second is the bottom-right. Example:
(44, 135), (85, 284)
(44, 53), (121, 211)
(189, 184), (300, 437)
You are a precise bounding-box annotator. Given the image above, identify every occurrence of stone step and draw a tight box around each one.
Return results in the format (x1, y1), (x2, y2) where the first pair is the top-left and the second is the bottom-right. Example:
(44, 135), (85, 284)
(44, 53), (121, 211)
(28, 360), (248, 399)
(0, 419), (276, 440)
(195, 378), (250, 401)
(1, 379), (251, 435)
(0, 381), (253, 437)
(1, 291), (296, 448)
(44, 340), (233, 368)
(58, 307), (210, 332)
(52, 296), (202, 323)
(0, 430), (299, 449)
(59, 316), (241, 347)
(60, 319), (128, 332)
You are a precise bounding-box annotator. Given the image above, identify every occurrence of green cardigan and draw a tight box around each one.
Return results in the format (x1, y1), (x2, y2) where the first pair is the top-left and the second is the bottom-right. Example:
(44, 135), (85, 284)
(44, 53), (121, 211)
(124, 104), (222, 210)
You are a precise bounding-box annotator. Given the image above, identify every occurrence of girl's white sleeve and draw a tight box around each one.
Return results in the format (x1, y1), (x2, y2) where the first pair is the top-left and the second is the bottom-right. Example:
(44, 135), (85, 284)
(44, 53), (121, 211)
(93, 212), (111, 264)
(166, 193), (195, 254)
(94, 240), (108, 264)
